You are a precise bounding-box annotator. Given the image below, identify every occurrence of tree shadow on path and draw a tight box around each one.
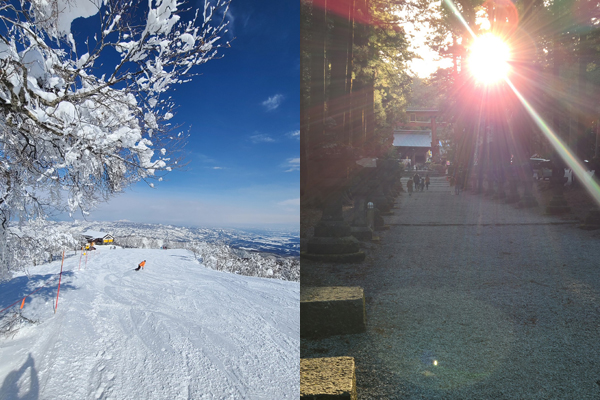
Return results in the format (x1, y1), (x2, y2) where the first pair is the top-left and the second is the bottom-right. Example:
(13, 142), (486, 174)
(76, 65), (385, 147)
(0, 272), (76, 311)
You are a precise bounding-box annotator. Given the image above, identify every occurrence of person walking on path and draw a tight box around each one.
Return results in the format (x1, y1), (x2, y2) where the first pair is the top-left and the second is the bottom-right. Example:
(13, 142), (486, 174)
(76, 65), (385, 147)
(135, 260), (146, 271)
(407, 177), (414, 196)
(413, 173), (420, 191)
(425, 174), (430, 190)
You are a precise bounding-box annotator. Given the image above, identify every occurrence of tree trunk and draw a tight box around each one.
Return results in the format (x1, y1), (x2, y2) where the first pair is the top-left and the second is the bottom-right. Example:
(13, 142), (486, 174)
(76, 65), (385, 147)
(302, 0), (327, 196)
(329, 0), (352, 141)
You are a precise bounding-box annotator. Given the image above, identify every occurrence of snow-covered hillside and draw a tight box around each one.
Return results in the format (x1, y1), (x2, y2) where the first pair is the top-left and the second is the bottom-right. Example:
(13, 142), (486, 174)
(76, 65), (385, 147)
(0, 220), (299, 282)
(0, 247), (299, 399)
(64, 221), (300, 257)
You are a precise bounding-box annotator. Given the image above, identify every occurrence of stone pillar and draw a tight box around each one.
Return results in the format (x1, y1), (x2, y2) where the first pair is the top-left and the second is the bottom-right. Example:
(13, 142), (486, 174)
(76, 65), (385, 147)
(370, 178), (392, 214)
(475, 164), (485, 194)
(372, 207), (388, 231)
(394, 161), (404, 195)
(381, 159), (401, 199)
(517, 177), (538, 208)
(366, 202), (374, 231)
(493, 179), (506, 200)
(505, 177), (520, 204)
(350, 169), (373, 241)
(505, 166), (520, 204)
(379, 159), (397, 203)
(363, 166), (388, 231)
(469, 173), (478, 194)
(394, 167), (404, 195)
(545, 175), (570, 215)
(484, 174), (495, 197)
(545, 157), (570, 215)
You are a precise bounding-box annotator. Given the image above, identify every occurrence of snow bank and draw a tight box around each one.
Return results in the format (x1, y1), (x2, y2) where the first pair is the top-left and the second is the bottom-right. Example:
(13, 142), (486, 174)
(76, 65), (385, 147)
(0, 247), (299, 399)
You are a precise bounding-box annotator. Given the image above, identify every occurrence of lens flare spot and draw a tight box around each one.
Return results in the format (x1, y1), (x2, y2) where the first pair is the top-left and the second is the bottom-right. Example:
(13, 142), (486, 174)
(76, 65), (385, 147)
(468, 34), (511, 84)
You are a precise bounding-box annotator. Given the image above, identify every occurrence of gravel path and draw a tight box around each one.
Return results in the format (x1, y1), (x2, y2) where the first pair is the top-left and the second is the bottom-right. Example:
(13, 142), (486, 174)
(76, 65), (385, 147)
(301, 176), (600, 399)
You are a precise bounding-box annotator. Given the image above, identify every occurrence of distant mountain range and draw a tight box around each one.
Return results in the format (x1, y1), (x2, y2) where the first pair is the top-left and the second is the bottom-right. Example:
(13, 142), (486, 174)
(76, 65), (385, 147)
(57, 221), (300, 257)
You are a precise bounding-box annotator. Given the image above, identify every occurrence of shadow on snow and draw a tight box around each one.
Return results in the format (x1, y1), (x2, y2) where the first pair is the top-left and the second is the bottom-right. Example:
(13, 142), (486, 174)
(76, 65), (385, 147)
(0, 353), (39, 400)
(0, 272), (77, 312)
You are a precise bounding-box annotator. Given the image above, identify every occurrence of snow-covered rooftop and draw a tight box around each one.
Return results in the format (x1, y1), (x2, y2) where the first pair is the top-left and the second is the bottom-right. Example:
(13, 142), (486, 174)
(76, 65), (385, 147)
(81, 230), (110, 239)
(393, 130), (432, 148)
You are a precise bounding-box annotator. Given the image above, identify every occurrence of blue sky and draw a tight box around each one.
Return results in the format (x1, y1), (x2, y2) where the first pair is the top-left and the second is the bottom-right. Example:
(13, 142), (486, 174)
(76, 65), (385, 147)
(67, 0), (299, 229)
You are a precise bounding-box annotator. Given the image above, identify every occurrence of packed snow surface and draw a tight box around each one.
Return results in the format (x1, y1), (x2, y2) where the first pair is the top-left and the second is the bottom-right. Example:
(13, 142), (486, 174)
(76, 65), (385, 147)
(0, 247), (299, 399)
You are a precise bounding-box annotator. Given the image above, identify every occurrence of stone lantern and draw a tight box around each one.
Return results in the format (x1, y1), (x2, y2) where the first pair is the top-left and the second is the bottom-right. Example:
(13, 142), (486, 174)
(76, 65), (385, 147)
(302, 145), (365, 263)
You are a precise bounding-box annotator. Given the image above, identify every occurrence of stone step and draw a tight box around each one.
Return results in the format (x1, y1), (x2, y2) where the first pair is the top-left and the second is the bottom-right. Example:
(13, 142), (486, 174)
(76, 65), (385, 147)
(301, 286), (366, 338)
(300, 357), (357, 400)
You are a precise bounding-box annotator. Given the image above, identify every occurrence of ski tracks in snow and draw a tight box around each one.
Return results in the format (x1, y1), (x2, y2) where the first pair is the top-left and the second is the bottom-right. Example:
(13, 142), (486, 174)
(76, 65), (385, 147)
(0, 248), (299, 399)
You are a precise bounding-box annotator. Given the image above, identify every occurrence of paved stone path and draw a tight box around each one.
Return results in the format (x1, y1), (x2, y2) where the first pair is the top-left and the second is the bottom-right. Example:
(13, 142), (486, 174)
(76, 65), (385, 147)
(302, 175), (600, 399)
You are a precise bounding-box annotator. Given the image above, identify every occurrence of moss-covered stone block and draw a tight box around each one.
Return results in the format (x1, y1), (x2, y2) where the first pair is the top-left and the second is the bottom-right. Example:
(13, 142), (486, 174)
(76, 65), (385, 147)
(301, 286), (366, 338)
(300, 357), (357, 400)
(306, 236), (361, 255)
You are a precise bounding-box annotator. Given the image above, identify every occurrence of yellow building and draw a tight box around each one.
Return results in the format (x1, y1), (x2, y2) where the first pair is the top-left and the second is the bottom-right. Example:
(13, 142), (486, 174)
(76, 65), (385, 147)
(82, 230), (114, 246)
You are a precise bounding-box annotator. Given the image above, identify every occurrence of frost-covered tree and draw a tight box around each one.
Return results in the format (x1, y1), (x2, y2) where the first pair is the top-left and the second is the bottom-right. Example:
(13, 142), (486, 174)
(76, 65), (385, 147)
(183, 240), (300, 282)
(0, 217), (78, 278)
(0, 0), (230, 219)
(0, 0), (230, 274)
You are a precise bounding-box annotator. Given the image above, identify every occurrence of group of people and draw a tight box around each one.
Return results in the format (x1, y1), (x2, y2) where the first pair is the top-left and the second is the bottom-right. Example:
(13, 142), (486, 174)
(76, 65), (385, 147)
(406, 173), (430, 196)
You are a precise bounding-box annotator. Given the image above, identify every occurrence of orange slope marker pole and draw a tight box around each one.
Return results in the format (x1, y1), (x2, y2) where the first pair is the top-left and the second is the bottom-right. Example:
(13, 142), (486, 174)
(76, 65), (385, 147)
(1, 275), (57, 315)
(54, 250), (65, 314)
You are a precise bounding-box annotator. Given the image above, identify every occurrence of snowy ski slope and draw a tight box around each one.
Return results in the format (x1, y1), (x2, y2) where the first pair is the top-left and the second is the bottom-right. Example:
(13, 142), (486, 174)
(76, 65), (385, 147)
(0, 247), (299, 399)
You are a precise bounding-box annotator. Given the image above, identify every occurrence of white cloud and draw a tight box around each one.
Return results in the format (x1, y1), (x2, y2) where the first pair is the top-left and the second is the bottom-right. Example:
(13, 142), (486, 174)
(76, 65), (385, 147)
(250, 134), (275, 143)
(226, 9), (235, 31)
(284, 158), (300, 172)
(261, 94), (284, 111)
(212, 167), (223, 170)
(218, 8), (235, 40)
(192, 153), (216, 164)
(277, 198), (299, 207)
(287, 130), (300, 139)
(82, 191), (299, 227)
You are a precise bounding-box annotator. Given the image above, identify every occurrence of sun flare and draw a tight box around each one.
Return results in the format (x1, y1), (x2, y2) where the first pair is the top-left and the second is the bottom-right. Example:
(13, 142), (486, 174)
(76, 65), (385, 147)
(468, 34), (511, 84)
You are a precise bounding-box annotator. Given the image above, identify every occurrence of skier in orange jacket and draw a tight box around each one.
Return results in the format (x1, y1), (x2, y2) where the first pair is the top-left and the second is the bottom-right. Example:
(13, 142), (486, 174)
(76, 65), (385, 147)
(135, 260), (146, 271)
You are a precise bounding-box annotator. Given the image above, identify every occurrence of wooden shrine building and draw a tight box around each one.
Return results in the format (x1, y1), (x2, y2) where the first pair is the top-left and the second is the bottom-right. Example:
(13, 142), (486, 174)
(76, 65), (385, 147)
(393, 130), (432, 166)
(401, 108), (440, 161)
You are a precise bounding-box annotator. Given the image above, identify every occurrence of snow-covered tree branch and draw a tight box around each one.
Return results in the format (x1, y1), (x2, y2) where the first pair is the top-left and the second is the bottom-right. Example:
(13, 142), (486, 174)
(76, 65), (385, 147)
(0, 0), (230, 274)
